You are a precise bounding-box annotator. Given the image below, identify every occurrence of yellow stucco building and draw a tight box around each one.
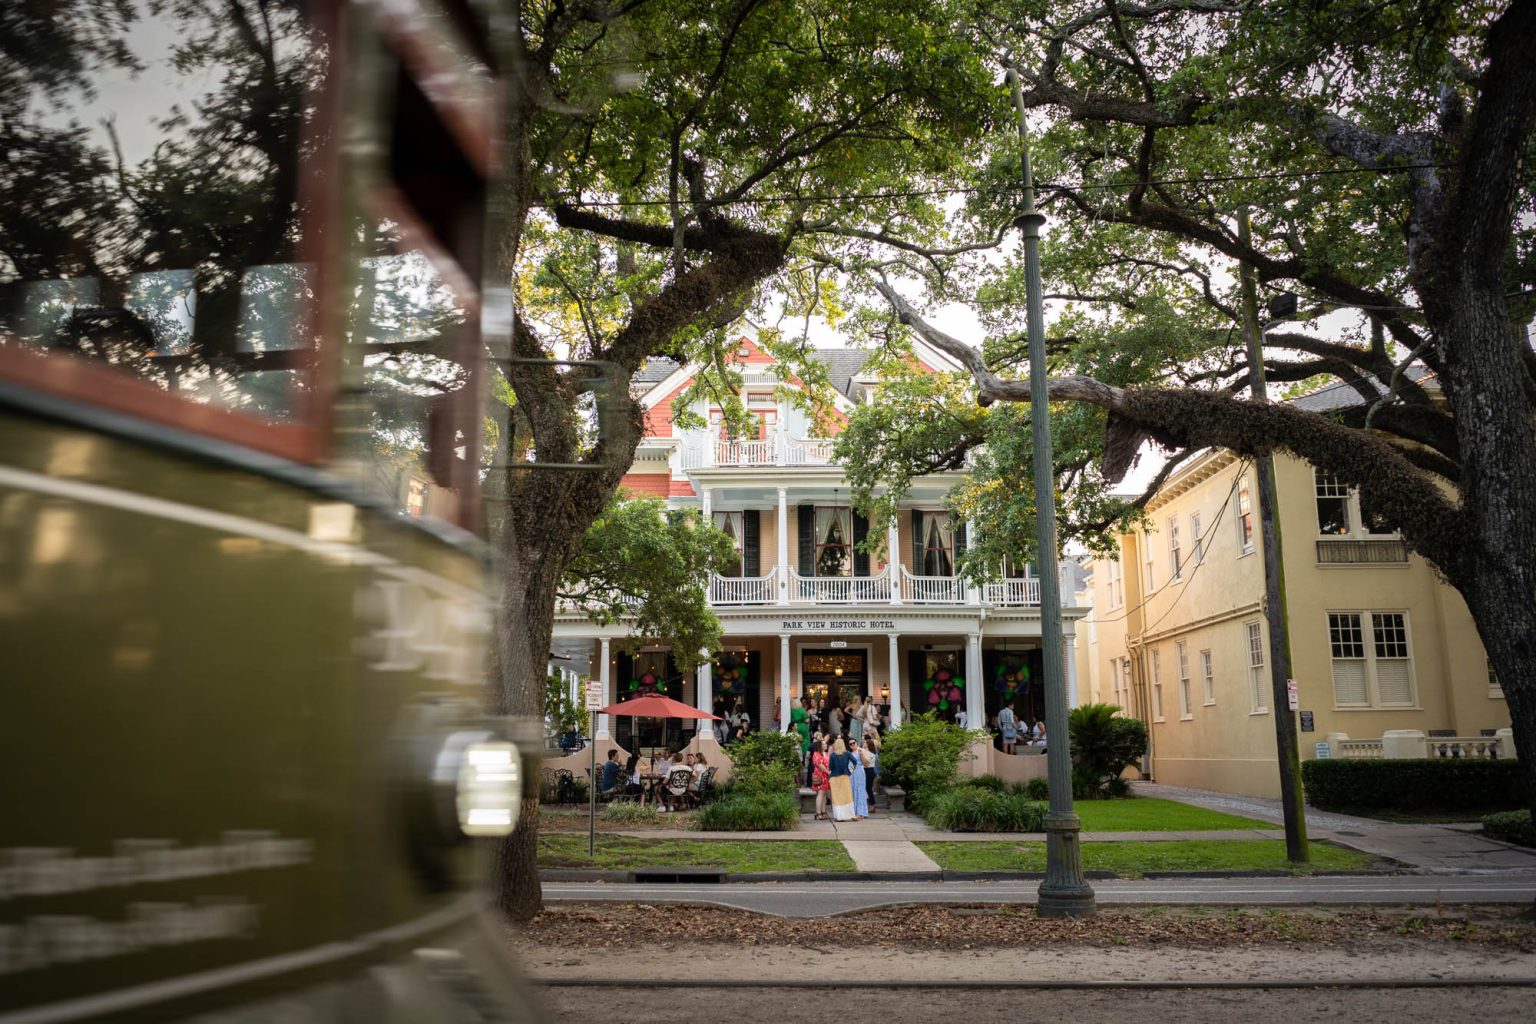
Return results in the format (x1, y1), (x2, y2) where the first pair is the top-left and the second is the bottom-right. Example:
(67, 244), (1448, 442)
(1082, 448), (1512, 798)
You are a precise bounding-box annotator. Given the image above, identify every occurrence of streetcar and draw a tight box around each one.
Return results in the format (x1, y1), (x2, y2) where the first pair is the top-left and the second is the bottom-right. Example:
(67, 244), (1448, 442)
(0, 1), (537, 1019)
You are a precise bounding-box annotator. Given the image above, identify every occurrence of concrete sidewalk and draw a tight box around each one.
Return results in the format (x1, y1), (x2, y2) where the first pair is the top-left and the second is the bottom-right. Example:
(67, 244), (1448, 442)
(1133, 781), (1536, 874)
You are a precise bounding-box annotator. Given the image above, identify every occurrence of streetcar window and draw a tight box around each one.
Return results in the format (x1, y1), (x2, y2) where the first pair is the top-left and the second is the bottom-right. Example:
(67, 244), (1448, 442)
(0, 2), (326, 449)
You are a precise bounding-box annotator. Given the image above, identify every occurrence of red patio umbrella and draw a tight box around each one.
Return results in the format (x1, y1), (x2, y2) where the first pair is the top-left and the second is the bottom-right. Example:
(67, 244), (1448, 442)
(599, 694), (721, 757)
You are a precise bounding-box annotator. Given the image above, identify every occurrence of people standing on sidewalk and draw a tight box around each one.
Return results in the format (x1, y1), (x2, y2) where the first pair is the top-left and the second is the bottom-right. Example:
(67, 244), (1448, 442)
(828, 738), (855, 822)
(850, 737), (869, 819)
(791, 698), (810, 757)
(861, 698), (881, 740)
(849, 696), (865, 742)
(810, 740), (831, 819)
(860, 736), (884, 810)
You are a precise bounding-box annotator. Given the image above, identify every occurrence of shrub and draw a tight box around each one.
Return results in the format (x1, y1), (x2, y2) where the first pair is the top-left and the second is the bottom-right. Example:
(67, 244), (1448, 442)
(1301, 759), (1523, 812)
(923, 788), (1047, 833)
(962, 773), (1007, 792)
(696, 791), (799, 831)
(1482, 810), (1536, 848)
(721, 732), (802, 798)
(1068, 703), (1147, 799)
(1018, 777), (1050, 801)
(600, 801), (662, 824)
(879, 713), (986, 812)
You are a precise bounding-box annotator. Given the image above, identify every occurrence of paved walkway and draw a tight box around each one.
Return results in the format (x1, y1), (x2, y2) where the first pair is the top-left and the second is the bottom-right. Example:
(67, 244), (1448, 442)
(574, 785), (1536, 876)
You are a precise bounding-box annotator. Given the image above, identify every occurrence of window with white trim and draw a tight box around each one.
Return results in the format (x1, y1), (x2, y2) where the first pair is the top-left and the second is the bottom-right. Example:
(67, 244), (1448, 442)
(1314, 468), (1395, 537)
(1190, 512), (1203, 565)
(1168, 517), (1183, 580)
(1236, 477), (1254, 553)
(713, 511), (745, 577)
(1246, 620), (1267, 712)
(1106, 556), (1124, 608)
(1176, 640), (1191, 718)
(1200, 648), (1214, 705)
(1328, 611), (1417, 708)
(1150, 647), (1164, 721)
(1143, 530), (1156, 593)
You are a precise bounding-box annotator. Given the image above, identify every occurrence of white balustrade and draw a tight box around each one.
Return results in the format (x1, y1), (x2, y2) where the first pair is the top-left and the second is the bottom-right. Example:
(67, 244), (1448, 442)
(709, 567), (778, 605)
(1426, 735), (1507, 760)
(984, 578), (1040, 606)
(681, 436), (840, 469)
(1335, 738), (1385, 759)
(784, 567), (891, 604)
(900, 566), (967, 604)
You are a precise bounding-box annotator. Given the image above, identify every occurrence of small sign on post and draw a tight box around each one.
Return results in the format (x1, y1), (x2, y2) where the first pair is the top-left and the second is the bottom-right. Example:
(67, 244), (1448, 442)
(1286, 678), (1299, 712)
(585, 681), (605, 710)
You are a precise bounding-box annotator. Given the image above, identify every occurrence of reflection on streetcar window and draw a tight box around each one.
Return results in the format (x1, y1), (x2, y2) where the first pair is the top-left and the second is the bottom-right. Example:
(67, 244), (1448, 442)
(0, 2), (323, 421)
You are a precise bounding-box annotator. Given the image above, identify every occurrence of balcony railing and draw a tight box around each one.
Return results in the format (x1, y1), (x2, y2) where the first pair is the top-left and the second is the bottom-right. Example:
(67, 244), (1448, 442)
(680, 434), (838, 470)
(984, 577), (1041, 606)
(1316, 538), (1409, 564)
(789, 567), (893, 603)
(709, 567), (778, 605)
(899, 566), (967, 604)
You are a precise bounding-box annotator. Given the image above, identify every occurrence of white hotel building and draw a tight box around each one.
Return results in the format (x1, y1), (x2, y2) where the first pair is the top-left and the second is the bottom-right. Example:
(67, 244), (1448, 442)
(552, 337), (1087, 772)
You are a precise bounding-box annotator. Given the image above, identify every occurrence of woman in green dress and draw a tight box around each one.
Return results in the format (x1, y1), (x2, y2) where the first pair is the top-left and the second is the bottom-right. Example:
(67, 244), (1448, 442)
(790, 697), (810, 754)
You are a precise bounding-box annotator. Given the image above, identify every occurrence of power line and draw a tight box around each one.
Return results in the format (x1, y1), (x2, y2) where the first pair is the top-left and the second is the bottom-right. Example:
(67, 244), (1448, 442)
(539, 163), (1446, 211)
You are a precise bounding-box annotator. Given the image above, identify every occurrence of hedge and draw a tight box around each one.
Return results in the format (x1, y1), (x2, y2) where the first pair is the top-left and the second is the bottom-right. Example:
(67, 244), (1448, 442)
(1482, 810), (1536, 848)
(1300, 758), (1523, 812)
(696, 791), (799, 831)
(922, 787), (1047, 833)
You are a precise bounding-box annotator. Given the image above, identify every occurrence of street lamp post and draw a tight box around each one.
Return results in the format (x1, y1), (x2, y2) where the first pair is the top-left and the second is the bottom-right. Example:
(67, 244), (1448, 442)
(1007, 68), (1095, 918)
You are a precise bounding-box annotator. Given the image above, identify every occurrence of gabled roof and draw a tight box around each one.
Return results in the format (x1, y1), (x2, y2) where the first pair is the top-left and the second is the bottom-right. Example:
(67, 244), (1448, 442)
(634, 357), (682, 386)
(813, 348), (874, 398)
(1289, 367), (1436, 413)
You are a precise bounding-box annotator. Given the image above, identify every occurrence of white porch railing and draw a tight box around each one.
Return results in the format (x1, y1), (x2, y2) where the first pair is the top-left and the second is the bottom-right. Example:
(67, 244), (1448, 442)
(709, 567), (778, 605)
(788, 567), (892, 603)
(681, 435), (839, 469)
(1324, 730), (1515, 761)
(984, 578), (1040, 606)
(899, 566), (966, 604)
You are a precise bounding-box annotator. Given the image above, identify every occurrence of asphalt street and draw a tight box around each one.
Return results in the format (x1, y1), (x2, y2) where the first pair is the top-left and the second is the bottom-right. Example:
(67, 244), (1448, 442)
(543, 874), (1536, 916)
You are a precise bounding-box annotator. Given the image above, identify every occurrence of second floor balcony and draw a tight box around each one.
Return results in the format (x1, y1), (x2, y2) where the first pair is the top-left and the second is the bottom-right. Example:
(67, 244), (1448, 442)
(680, 434), (837, 470)
(706, 565), (1062, 608)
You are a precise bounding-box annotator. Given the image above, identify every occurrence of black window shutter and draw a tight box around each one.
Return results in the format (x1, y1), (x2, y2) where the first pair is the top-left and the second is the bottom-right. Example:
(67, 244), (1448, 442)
(907, 650), (925, 717)
(853, 511), (869, 576)
(615, 651), (633, 699)
(743, 510), (760, 576)
(956, 520), (968, 565)
(911, 510), (923, 574)
(798, 504), (815, 576)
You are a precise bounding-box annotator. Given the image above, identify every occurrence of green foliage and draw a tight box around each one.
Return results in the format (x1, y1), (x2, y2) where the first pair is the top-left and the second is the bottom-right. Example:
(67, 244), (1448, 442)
(544, 673), (588, 736)
(561, 496), (738, 669)
(1482, 810), (1536, 848)
(1068, 704), (1148, 800)
(718, 732), (800, 799)
(600, 801), (663, 825)
(877, 713), (986, 811)
(922, 787), (1047, 833)
(1302, 759), (1524, 813)
(696, 791), (799, 832)
(962, 773), (1007, 792)
(1020, 777), (1051, 801)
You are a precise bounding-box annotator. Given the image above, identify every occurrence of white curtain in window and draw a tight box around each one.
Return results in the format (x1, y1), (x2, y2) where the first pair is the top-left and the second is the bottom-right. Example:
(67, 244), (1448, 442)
(815, 506), (852, 577)
(922, 515), (954, 576)
(1331, 660), (1369, 705)
(713, 511), (744, 576)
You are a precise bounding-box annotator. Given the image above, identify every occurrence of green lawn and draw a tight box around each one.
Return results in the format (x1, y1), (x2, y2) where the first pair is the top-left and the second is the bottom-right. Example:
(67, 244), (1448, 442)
(538, 835), (856, 873)
(1071, 797), (1270, 832)
(916, 839), (1383, 876)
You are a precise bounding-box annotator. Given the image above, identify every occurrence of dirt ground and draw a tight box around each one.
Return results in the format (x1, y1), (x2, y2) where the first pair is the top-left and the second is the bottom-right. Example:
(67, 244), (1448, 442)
(518, 903), (1536, 1023)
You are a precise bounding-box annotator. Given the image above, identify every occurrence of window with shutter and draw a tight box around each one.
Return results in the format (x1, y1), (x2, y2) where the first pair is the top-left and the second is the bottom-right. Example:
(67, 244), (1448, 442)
(1329, 613), (1369, 706)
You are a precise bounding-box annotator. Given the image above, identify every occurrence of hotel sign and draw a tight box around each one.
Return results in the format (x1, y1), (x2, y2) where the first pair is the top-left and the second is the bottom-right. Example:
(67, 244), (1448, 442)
(780, 618), (897, 631)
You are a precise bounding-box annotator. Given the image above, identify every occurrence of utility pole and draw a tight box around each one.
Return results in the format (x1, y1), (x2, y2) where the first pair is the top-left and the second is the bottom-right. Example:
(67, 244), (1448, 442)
(1008, 68), (1095, 917)
(1236, 209), (1308, 863)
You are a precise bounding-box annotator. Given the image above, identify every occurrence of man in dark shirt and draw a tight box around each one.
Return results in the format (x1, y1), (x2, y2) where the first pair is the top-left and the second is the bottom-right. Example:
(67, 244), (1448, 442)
(600, 749), (622, 793)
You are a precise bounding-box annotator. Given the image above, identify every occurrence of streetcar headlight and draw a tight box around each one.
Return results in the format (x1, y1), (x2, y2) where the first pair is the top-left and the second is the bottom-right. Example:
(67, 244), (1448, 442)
(456, 741), (521, 837)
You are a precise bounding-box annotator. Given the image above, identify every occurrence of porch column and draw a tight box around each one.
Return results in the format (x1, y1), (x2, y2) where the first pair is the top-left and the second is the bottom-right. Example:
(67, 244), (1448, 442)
(597, 637), (612, 739)
(1065, 634), (1079, 708)
(887, 632), (903, 729)
(964, 517), (979, 605)
(701, 488), (712, 520)
(888, 519), (902, 605)
(696, 651), (713, 714)
(567, 669), (578, 708)
(779, 632), (792, 728)
(776, 485), (790, 605)
(966, 632), (984, 729)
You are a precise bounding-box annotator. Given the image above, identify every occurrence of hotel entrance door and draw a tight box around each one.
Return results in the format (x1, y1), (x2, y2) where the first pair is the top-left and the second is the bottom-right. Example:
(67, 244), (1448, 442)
(802, 649), (867, 710)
